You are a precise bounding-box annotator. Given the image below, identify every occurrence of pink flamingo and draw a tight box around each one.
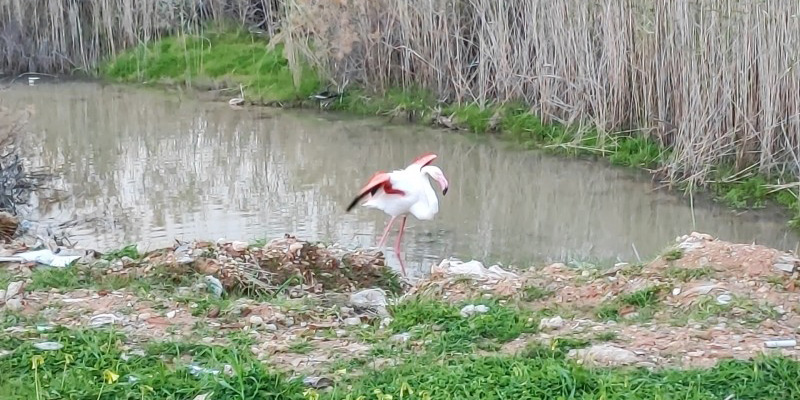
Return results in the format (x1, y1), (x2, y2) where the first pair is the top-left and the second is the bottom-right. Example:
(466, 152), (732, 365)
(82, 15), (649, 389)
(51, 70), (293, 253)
(346, 153), (449, 275)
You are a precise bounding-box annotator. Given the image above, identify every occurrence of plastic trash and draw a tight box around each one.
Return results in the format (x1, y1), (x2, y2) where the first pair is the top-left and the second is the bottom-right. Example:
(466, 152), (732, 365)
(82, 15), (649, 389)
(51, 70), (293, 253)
(33, 342), (63, 351)
(0, 249), (81, 267)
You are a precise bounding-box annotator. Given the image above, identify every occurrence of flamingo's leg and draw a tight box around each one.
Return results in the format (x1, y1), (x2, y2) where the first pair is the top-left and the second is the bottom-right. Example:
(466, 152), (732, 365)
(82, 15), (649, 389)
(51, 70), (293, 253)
(376, 216), (397, 248)
(394, 215), (408, 276)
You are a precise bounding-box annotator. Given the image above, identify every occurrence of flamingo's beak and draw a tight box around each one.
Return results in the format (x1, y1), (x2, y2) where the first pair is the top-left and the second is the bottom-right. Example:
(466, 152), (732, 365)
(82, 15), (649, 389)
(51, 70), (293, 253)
(442, 186), (448, 196)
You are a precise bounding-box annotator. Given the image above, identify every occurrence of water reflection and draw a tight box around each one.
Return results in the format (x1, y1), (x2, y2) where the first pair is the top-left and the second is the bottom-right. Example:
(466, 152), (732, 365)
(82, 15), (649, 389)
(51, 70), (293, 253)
(2, 81), (798, 276)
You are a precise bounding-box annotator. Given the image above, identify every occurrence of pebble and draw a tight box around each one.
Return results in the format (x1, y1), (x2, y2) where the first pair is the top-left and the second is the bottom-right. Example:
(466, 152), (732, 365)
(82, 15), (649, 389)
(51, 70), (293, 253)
(335, 329), (348, 337)
(265, 324), (278, 332)
(539, 316), (565, 331)
(138, 313), (151, 321)
(460, 304), (490, 318)
(390, 333), (411, 343)
(166, 310), (177, 319)
(5, 281), (23, 300)
(249, 316), (264, 326)
(339, 306), (354, 316)
(344, 317), (361, 326)
(4, 298), (22, 311)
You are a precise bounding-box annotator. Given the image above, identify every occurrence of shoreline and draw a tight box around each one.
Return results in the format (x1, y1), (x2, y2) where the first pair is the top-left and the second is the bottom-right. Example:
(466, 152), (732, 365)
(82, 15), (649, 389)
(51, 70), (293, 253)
(94, 29), (800, 232)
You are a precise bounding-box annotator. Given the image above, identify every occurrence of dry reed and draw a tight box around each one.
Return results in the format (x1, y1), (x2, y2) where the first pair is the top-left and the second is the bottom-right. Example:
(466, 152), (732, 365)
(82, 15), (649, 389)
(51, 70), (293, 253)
(278, 0), (800, 186)
(0, 0), (283, 74)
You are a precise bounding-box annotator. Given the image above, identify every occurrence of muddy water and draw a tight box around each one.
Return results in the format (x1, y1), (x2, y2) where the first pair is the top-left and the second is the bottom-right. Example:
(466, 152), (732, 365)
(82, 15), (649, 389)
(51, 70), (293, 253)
(2, 81), (798, 276)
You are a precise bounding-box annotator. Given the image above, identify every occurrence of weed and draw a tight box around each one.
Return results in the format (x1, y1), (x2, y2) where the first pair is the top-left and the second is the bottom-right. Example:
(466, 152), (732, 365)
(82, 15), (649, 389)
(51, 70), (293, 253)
(662, 248), (684, 261)
(389, 298), (536, 353)
(521, 285), (553, 301)
(288, 340), (313, 354)
(101, 244), (140, 261)
(666, 266), (714, 282)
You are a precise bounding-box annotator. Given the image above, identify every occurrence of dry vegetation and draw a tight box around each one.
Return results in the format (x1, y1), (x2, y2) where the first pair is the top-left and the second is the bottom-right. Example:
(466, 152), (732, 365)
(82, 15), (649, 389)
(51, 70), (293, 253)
(280, 0), (800, 188)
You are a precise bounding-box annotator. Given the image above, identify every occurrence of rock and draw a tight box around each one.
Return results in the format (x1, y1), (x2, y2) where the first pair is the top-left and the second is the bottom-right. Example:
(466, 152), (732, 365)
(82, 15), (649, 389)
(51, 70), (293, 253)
(166, 310), (177, 319)
(0, 290), (5, 301)
(568, 344), (640, 366)
(344, 317), (362, 326)
(380, 317), (393, 328)
(249, 315), (264, 326)
(339, 306), (354, 316)
(5, 281), (23, 300)
(303, 376), (333, 389)
(203, 276), (224, 297)
(460, 304), (489, 318)
(335, 329), (348, 337)
(231, 241), (249, 252)
(4, 298), (22, 311)
(390, 333), (411, 343)
(138, 313), (151, 321)
(349, 288), (388, 316)
(265, 324), (278, 332)
(539, 316), (565, 331)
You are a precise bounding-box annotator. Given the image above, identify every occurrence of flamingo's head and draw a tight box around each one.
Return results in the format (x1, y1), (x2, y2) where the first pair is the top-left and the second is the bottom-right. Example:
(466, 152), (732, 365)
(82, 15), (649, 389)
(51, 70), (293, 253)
(421, 165), (449, 195)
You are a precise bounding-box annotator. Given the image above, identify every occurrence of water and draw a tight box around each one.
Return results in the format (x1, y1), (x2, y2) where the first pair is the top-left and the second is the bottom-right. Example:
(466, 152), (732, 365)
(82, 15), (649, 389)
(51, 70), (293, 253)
(2, 81), (798, 276)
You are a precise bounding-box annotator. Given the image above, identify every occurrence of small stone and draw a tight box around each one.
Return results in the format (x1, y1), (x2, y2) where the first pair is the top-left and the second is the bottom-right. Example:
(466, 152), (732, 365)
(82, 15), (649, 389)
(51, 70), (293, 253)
(166, 310), (177, 319)
(138, 313), (151, 321)
(672, 287), (681, 296)
(539, 316), (565, 331)
(339, 306), (354, 316)
(5, 298), (22, 311)
(231, 241), (249, 252)
(390, 333), (411, 343)
(335, 329), (348, 337)
(265, 324), (278, 332)
(460, 304), (489, 317)
(344, 317), (361, 326)
(5, 281), (23, 300)
(303, 376), (333, 389)
(380, 317), (393, 328)
(249, 316), (264, 326)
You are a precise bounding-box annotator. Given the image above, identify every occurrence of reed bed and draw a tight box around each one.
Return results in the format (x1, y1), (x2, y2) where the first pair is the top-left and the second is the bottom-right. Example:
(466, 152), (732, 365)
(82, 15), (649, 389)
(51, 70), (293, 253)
(0, 0), (282, 74)
(280, 0), (800, 186)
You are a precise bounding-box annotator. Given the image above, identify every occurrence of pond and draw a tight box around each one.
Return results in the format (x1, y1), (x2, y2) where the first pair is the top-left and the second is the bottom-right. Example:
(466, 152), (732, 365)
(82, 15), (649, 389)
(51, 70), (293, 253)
(2, 81), (798, 276)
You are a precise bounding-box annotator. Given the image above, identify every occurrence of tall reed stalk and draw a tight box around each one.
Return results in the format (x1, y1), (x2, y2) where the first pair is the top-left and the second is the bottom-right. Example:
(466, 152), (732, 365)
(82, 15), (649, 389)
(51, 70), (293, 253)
(0, 0), (282, 74)
(279, 0), (800, 186)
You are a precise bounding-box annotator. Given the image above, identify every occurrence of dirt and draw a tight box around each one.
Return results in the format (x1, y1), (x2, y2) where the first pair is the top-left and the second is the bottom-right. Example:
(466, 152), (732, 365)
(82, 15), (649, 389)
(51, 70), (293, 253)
(2, 231), (800, 373)
(415, 232), (800, 369)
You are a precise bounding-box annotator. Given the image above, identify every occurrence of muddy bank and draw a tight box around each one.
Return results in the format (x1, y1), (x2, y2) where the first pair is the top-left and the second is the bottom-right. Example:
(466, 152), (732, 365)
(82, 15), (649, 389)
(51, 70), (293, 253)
(2, 231), (800, 378)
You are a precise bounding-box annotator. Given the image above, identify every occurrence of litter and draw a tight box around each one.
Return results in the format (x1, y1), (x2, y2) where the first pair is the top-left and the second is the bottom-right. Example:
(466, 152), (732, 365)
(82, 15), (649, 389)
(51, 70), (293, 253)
(0, 249), (81, 267)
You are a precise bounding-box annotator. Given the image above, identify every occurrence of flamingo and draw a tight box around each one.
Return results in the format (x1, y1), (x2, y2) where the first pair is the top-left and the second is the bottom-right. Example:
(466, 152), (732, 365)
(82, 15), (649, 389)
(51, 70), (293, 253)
(346, 153), (449, 276)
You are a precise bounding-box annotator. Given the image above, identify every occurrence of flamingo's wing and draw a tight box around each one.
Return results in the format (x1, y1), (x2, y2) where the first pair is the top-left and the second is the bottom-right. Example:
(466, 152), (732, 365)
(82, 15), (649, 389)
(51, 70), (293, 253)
(346, 171), (404, 212)
(410, 153), (437, 168)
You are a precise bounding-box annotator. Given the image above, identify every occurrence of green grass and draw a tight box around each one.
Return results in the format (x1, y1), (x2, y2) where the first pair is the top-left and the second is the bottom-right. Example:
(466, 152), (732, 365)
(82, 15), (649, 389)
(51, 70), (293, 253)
(595, 286), (664, 322)
(4, 311), (800, 399)
(388, 298), (536, 353)
(102, 29), (320, 103)
(666, 266), (714, 282)
(0, 327), (305, 400)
